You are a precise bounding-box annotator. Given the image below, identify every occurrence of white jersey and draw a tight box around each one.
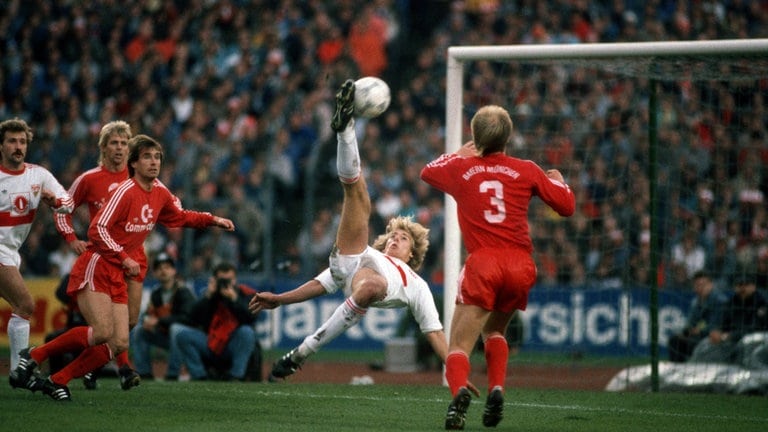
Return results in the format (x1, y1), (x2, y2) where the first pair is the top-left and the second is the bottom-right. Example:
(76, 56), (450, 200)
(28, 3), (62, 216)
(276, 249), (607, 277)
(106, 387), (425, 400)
(315, 246), (443, 333)
(0, 163), (73, 266)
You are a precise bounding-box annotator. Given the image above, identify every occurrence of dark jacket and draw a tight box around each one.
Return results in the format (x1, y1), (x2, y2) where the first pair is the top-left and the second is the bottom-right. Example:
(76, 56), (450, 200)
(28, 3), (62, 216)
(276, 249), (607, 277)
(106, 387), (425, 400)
(147, 281), (196, 333)
(721, 291), (768, 342)
(186, 283), (256, 354)
(684, 288), (728, 337)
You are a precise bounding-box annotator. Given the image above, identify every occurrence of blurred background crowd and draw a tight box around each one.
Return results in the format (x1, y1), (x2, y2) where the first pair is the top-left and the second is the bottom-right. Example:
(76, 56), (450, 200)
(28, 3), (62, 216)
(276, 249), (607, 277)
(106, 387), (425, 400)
(1, 0), (767, 293)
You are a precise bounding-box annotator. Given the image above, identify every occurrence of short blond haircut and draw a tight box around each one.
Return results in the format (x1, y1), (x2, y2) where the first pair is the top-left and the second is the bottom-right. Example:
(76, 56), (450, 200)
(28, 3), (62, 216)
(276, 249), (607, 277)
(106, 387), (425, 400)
(470, 105), (513, 156)
(98, 120), (132, 165)
(372, 215), (430, 271)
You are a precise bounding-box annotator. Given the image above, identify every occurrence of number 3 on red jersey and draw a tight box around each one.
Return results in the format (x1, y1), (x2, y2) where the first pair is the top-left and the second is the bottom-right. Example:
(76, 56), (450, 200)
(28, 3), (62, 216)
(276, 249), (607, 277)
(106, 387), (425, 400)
(480, 180), (505, 223)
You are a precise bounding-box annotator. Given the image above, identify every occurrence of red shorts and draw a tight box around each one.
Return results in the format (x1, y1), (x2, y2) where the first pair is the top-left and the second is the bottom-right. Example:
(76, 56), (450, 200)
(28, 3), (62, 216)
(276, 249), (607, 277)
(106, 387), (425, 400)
(67, 251), (130, 304)
(457, 247), (537, 313)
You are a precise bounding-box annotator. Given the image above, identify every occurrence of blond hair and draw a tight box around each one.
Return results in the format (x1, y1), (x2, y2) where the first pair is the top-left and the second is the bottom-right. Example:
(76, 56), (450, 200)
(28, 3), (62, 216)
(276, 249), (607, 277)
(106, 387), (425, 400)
(372, 215), (430, 271)
(470, 105), (513, 156)
(98, 120), (132, 165)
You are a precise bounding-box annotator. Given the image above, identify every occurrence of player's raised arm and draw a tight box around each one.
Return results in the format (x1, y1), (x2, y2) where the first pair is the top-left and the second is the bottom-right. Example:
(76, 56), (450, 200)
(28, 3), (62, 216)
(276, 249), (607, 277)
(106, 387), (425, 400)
(535, 163), (576, 216)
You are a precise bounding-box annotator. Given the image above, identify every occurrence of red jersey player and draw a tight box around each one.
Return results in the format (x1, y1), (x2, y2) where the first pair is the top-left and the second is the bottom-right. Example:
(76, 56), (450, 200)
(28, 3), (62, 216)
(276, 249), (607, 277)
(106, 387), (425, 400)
(421, 105), (575, 429)
(53, 120), (142, 389)
(11, 134), (235, 401)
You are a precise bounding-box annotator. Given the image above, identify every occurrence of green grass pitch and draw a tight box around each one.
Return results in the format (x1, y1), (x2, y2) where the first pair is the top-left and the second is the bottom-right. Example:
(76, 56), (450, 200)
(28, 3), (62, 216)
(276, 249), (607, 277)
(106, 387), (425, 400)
(1, 378), (767, 432)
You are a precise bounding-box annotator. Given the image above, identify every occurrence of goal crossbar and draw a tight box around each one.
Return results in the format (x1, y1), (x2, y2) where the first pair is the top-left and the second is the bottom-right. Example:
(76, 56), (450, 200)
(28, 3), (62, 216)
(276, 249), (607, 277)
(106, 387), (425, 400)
(448, 38), (768, 61)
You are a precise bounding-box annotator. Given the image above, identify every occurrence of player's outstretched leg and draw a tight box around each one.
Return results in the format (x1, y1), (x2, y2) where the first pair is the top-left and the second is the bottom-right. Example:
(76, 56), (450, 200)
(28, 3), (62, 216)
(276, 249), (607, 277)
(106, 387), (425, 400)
(445, 386), (472, 430)
(482, 385), (504, 427)
(331, 79), (355, 132)
(268, 348), (304, 382)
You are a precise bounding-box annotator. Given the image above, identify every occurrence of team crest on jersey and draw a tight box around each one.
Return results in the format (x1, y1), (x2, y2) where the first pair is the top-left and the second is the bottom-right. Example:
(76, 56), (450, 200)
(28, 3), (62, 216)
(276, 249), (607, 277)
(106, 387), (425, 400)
(10, 193), (30, 215)
(31, 184), (41, 196)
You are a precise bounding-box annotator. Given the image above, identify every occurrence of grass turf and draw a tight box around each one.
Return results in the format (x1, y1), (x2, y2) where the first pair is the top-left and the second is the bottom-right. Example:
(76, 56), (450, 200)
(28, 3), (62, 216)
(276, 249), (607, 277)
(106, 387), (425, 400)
(1, 378), (767, 432)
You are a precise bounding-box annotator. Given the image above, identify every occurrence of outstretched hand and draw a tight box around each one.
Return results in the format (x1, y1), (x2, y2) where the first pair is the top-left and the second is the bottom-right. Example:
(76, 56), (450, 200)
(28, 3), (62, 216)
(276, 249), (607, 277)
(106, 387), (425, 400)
(213, 216), (235, 231)
(249, 291), (281, 315)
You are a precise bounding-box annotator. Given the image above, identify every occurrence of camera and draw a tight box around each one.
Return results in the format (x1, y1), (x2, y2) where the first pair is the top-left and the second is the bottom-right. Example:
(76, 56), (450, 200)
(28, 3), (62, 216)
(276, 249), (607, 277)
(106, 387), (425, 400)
(216, 278), (233, 291)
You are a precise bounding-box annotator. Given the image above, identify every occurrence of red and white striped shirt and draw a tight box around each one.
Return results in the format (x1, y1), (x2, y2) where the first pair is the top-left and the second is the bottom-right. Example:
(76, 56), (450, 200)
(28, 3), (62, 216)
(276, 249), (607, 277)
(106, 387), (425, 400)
(0, 163), (73, 252)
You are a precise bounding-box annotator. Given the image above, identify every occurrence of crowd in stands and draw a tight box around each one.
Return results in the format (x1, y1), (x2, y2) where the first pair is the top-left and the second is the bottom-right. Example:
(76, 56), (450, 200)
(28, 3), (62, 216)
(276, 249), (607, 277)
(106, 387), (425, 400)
(2, 0), (767, 293)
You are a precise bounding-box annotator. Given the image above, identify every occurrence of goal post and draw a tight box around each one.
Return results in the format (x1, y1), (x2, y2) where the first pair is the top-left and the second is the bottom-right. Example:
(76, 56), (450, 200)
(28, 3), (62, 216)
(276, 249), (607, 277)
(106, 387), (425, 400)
(443, 39), (768, 392)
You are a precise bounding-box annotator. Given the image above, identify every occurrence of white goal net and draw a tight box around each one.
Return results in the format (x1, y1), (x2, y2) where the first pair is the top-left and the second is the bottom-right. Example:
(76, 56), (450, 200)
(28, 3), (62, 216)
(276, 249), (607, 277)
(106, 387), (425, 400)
(443, 39), (768, 393)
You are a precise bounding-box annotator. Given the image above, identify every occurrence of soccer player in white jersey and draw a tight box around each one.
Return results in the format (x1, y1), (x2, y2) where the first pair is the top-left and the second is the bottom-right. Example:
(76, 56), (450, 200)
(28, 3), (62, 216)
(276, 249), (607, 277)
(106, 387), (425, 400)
(249, 81), (477, 395)
(0, 118), (74, 379)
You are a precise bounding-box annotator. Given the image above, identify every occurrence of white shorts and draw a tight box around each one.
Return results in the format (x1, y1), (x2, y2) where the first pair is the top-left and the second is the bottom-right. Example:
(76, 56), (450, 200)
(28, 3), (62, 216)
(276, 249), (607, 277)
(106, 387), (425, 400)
(327, 245), (389, 296)
(0, 243), (21, 267)
(314, 246), (442, 332)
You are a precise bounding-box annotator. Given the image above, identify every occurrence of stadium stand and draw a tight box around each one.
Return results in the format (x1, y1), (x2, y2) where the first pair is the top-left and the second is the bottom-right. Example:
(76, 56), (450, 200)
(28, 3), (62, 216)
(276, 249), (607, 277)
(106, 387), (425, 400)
(1, 0), (766, 296)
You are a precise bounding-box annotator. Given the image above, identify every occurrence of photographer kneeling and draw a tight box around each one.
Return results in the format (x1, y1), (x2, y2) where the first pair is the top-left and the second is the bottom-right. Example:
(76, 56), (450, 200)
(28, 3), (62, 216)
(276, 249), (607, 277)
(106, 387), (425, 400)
(173, 262), (260, 381)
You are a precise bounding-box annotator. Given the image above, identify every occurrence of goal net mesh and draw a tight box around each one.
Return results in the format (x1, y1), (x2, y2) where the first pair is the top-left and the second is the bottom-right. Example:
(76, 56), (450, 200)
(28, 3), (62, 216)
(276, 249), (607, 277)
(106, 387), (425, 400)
(445, 41), (768, 393)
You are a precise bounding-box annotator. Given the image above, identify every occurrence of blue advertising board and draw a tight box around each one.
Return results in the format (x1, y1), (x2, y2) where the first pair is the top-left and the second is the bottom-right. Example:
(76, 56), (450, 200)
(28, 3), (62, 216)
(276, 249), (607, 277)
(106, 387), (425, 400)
(239, 279), (691, 356)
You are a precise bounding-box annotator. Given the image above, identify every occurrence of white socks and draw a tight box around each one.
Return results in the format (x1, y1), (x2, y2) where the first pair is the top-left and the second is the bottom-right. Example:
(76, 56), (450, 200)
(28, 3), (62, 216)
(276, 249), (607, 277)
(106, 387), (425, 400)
(297, 297), (367, 359)
(336, 122), (361, 183)
(8, 314), (30, 370)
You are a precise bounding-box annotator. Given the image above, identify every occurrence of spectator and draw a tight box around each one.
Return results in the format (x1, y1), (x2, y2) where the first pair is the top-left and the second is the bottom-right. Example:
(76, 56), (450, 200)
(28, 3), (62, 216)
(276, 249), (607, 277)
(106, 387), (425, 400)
(670, 229), (707, 285)
(2, 0), (768, 296)
(47, 238), (78, 278)
(689, 271), (768, 365)
(174, 262), (259, 381)
(131, 253), (196, 381)
(348, 5), (390, 77)
(667, 271), (727, 362)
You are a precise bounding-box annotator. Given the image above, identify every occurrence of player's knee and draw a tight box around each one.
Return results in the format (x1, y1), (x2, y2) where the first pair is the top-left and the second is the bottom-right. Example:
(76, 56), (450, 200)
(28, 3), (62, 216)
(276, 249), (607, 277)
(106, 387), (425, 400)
(14, 298), (35, 318)
(91, 327), (115, 345)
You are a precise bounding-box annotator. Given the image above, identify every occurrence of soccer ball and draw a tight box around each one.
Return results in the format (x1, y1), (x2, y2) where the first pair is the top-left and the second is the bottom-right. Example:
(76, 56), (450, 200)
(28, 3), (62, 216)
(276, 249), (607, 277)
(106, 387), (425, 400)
(354, 76), (391, 119)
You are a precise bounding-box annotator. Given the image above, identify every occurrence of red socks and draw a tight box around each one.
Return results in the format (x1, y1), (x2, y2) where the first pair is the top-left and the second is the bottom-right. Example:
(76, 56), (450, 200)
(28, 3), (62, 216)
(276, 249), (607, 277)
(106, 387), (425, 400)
(115, 350), (132, 369)
(31, 326), (90, 364)
(445, 351), (471, 396)
(484, 335), (509, 391)
(51, 344), (112, 386)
